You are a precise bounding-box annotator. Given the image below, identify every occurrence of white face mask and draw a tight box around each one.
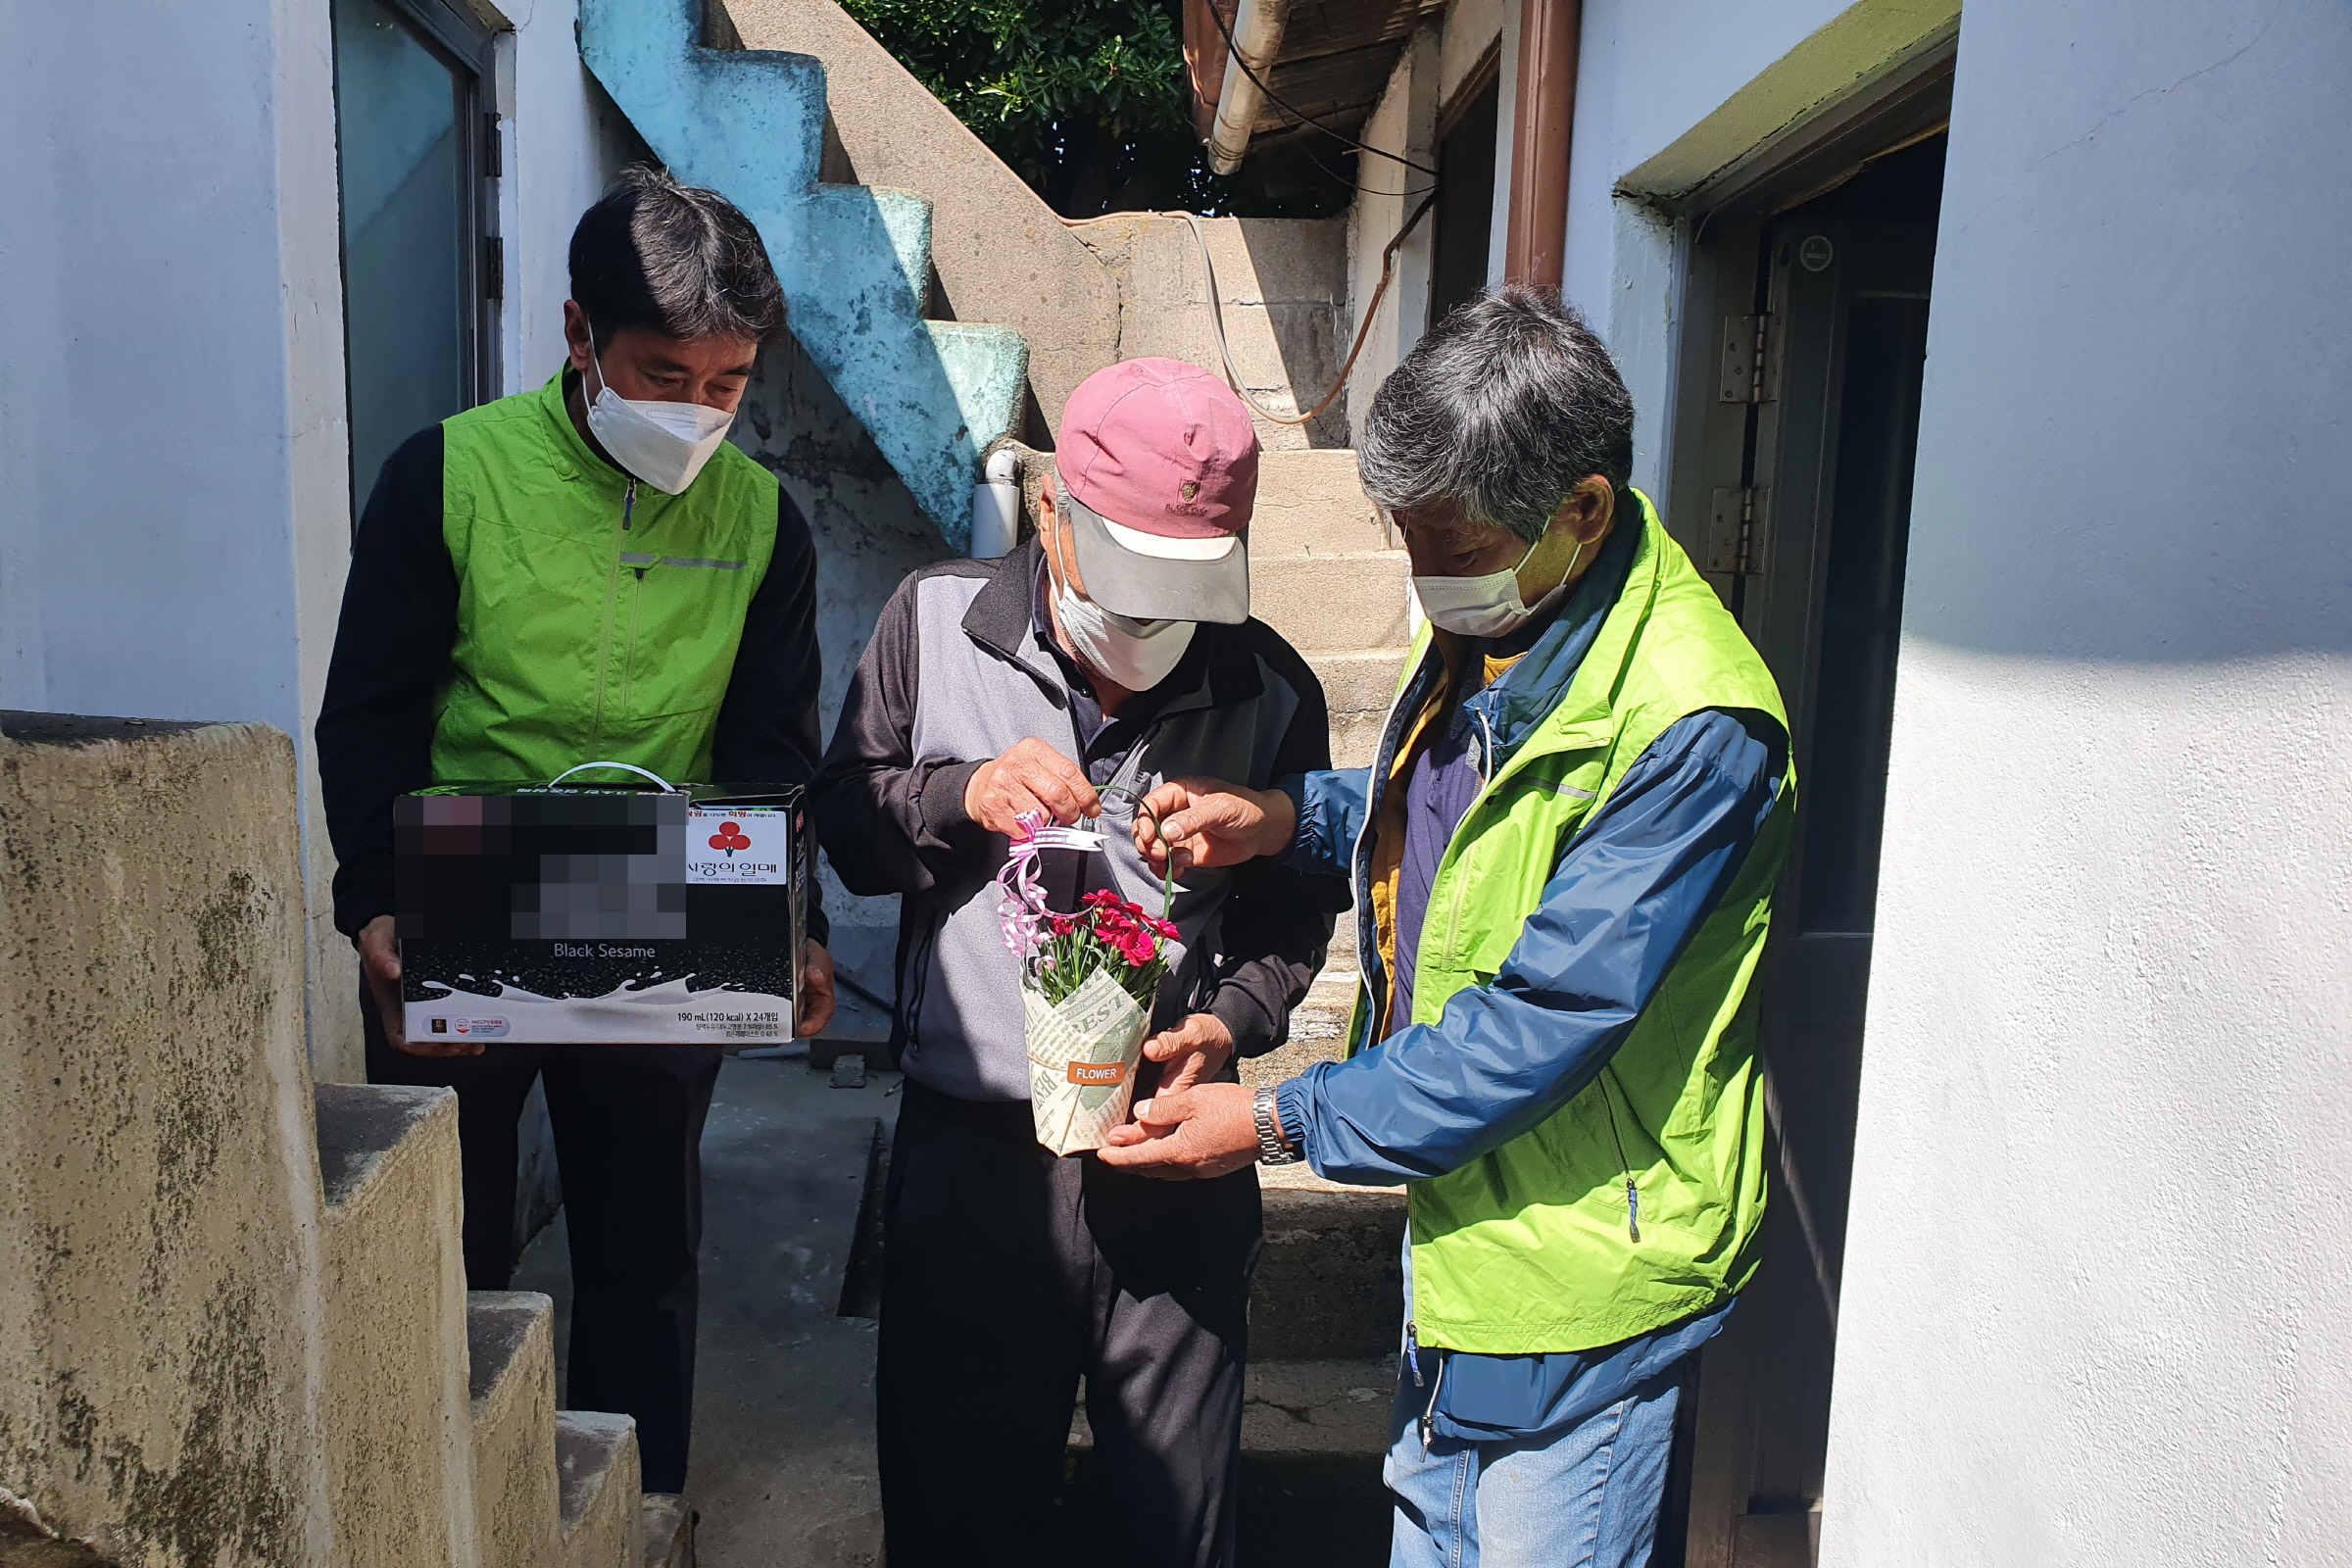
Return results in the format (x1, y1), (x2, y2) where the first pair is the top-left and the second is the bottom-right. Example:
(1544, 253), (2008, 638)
(583, 341), (736, 494)
(1412, 534), (1586, 639)
(1052, 573), (1196, 691)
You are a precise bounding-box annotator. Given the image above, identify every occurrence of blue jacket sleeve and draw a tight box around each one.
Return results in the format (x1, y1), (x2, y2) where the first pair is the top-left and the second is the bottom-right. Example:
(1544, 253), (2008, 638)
(1276, 767), (1371, 878)
(1275, 710), (1785, 1185)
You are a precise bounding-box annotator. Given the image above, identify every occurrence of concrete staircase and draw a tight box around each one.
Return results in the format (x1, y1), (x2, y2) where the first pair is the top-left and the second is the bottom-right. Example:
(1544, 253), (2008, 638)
(1244, 448), (1413, 771)
(0, 713), (666, 1568)
(578, 0), (1031, 549)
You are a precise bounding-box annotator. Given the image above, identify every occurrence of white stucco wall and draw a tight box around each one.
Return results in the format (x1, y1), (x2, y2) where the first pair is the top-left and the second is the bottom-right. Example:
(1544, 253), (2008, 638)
(1343, 27), (1443, 439)
(1820, 2), (2352, 1561)
(495, 0), (651, 394)
(0, 0), (358, 1070)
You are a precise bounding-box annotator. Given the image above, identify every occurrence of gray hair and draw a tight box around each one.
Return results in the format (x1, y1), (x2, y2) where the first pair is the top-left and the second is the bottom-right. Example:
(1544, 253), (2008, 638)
(568, 165), (785, 347)
(1356, 287), (1635, 544)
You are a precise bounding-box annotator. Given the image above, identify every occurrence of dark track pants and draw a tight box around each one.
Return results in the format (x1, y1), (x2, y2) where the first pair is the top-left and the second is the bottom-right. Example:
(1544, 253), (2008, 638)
(365, 995), (721, 1492)
(878, 1079), (1262, 1568)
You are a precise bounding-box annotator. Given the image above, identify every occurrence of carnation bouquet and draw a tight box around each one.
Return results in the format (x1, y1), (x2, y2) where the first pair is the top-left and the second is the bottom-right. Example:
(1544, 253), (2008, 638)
(995, 809), (1178, 1154)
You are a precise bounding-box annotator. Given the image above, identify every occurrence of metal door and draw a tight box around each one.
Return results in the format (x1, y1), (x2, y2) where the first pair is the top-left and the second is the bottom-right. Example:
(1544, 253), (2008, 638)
(1678, 204), (1937, 1568)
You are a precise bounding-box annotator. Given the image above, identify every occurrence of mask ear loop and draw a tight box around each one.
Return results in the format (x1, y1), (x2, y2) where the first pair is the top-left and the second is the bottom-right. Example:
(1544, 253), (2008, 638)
(1520, 532), (1588, 612)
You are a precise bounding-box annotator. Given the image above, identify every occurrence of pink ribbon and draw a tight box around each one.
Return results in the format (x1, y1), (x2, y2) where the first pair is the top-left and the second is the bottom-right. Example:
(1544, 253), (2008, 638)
(994, 809), (1108, 960)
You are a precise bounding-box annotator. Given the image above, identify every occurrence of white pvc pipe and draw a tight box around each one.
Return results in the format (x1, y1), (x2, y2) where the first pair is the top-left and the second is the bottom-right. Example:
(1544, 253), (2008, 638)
(1207, 0), (1291, 175)
(969, 446), (1021, 559)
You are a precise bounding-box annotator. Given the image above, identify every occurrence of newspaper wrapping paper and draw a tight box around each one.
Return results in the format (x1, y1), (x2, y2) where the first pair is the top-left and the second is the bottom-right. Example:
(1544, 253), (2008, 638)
(1024, 968), (1151, 1155)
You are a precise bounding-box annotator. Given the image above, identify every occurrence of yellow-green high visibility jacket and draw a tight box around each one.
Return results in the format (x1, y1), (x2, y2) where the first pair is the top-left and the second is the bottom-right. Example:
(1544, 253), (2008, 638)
(1275, 496), (1794, 1353)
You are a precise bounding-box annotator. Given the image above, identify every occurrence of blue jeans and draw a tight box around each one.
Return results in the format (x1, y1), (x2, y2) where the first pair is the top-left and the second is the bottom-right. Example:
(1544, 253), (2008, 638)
(1385, 1361), (1682, 1568)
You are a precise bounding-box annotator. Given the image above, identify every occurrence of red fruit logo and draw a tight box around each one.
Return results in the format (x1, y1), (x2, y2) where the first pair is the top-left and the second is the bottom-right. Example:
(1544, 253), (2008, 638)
(710, 820), (752, 856)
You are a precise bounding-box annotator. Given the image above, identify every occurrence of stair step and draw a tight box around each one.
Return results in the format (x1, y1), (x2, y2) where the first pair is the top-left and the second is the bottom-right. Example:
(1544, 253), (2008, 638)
(833, 182), (934, 304)
(469, 1292), (560, 1568)
(1306, 648), (1409, 768)
(1250, 556), (1411, 655)
(1067, 1355), (1397, 1459)
(557, 1412), (645, 1568)
(1249, 449), (1389, 556)
(641, 1494), (692, 1568)
(924, 320), (1033, 448)
(317, 1082), (477, 1568)
(316, 1080), (450, 1207)
(1256, 1188), (1407, 1361)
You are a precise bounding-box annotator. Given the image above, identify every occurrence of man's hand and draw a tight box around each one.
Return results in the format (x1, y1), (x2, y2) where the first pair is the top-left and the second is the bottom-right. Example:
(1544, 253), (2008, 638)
(796, 941), (838, 1039)
(359, 913), (481, 1057)
(964, 738), (1102, 837)
(1132, 776), (1297, 876)
(1142, 1011), (1236, 1096)
(1096, 1083), (1259, 1179)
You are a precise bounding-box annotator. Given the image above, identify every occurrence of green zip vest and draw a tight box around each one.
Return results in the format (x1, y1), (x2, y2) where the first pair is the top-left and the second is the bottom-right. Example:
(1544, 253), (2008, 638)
(1371, 495), (1795, 1354)
(430, 371), (779, 786)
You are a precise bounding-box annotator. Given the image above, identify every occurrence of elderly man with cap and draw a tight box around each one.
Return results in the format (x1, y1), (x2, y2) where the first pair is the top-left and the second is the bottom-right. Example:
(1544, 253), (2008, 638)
(811, 357), (1348, 1567)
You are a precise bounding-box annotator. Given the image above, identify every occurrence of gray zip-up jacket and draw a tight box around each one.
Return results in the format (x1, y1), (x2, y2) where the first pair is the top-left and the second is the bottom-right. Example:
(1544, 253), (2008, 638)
(812, 536), (1348, 1102)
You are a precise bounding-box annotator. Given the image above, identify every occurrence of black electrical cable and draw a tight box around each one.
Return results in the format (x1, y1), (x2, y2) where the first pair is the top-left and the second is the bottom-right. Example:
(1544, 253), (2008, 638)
(1301, 135), (1437, 198)
(1201, 0), (1441, 179)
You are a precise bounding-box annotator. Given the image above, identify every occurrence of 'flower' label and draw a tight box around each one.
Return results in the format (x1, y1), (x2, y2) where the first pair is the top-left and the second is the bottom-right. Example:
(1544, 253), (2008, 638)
(1066, 1061), (1128, 1087)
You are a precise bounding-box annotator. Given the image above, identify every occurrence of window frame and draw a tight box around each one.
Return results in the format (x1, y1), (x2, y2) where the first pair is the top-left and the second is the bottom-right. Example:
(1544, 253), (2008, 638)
(328, 0), (503, 530)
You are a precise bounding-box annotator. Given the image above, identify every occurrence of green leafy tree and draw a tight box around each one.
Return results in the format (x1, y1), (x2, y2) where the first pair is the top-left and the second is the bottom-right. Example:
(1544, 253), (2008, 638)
(843, 0), (1335, 217)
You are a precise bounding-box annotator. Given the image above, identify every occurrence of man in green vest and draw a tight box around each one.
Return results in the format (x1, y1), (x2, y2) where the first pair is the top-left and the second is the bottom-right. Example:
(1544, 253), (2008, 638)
(1100, 288), (1793, 1568)
(317, 166), (835, 1498)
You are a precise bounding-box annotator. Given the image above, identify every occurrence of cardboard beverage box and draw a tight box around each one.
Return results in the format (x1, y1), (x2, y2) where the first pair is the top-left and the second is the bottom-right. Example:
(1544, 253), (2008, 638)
(395, 775), (808, 1046)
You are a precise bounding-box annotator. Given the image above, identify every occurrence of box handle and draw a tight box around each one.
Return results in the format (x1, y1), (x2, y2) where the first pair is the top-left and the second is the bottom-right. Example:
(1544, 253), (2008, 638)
(545, 760), (677, 792)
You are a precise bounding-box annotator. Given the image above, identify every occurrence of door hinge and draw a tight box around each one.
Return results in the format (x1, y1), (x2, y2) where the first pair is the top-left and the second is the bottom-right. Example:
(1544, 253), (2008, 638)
(482, 112), (502, 177)
(1706, 486), (1773, 575)
(482, 235), (504, 300)
(1717, 314), (1776, 405)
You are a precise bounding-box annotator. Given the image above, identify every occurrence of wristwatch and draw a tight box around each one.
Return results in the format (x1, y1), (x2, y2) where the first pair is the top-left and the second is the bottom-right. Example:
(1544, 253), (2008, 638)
(1253, 1085), (1302, 1165)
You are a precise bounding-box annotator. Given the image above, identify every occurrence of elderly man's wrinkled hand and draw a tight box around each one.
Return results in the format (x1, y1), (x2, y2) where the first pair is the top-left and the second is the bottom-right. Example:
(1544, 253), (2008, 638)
(1097, 1084), (1259, 1179)
(1141, 1011), (1235, 1095)
(1132, 776), (1296, 875)
(966, 738), (1102, 837)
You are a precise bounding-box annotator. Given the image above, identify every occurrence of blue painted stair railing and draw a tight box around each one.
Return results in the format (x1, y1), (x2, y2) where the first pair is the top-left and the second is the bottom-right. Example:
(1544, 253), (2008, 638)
(579, 0), (1028, 550)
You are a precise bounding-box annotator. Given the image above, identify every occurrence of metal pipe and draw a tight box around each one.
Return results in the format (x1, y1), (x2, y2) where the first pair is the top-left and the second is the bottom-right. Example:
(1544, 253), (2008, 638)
(1503, 0), (1583, 287)
(1206, 0), (1292, 175)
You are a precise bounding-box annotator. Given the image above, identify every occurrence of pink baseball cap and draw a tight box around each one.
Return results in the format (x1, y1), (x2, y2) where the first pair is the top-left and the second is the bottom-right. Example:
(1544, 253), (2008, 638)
(1055, 358), (1259, 625)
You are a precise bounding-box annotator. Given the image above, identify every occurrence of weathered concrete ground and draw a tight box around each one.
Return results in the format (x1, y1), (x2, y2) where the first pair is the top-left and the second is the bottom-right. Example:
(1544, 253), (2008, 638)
(515, 1054), (894, 1566)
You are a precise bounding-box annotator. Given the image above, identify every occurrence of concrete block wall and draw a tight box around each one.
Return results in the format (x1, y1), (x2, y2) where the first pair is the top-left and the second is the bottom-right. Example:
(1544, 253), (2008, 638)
(0, 716), (328, 1568)
(0, 714), (646, 1567)
(1070, 215), (1353, 452)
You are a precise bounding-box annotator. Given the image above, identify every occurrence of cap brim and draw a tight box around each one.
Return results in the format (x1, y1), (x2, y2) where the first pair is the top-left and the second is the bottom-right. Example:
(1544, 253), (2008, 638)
(1063, 488), (1250, 624)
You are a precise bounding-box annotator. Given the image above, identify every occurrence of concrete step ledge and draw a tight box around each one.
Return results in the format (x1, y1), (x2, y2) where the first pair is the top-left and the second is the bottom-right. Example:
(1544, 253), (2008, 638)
(1250, 556), (1410, 654)
(1067, 1356), (1396, 1459)
(640, 1494), (692, 1568)
(1247, 450), (1388, 556)
(1307, 648), (1413, 715)
(468, 1293), (561, 1568)
(1256, 1187), (1408, 1361)
(316, 1083), (477, 1568)
(316, 1081), (451, 1208)
(556, 1412), (645, 1568)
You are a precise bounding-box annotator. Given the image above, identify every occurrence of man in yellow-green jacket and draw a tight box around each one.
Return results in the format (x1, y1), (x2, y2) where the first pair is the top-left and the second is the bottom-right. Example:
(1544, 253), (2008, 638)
(317, 166), (834, 1497)
(1101, 288), (1793, 1568)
